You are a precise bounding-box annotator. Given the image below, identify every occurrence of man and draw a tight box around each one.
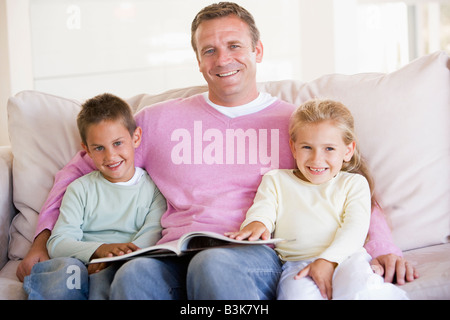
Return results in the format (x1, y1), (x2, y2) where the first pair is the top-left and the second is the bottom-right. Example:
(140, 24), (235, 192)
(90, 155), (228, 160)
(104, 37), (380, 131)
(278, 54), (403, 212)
(18, 2), (417, 299)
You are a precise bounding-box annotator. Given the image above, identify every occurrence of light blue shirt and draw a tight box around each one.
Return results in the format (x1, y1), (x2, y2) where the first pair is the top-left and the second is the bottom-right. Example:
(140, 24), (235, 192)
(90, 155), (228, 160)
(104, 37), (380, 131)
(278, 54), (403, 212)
(47, 169), (166, 263)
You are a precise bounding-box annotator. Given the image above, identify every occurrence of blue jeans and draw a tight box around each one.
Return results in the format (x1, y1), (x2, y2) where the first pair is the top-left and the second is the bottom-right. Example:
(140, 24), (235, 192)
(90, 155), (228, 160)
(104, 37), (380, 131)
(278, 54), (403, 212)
(24, 245), (282, 300)
(24, 257), (122, 300)
(111, 245), (282, 299)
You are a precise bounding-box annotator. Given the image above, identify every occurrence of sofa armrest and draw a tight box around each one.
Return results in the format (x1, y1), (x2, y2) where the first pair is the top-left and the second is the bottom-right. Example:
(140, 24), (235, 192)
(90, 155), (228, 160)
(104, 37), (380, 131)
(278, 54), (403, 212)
(0, 146), (16, 269)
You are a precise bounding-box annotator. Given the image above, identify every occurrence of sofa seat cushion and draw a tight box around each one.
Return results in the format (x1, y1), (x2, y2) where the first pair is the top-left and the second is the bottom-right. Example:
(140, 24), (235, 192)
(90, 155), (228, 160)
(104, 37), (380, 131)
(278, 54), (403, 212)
(0, 261), (27, 300)
(401, 243), (450, 299)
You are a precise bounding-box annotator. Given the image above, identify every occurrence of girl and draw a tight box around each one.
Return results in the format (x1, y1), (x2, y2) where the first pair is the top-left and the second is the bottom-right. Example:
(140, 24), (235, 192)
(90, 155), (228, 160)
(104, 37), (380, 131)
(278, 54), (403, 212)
(227, 99), (408, 300)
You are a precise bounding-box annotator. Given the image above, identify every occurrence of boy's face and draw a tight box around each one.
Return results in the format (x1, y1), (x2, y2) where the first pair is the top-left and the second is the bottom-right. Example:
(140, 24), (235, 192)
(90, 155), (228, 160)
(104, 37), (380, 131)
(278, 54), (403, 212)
(82, 120), (142, 183)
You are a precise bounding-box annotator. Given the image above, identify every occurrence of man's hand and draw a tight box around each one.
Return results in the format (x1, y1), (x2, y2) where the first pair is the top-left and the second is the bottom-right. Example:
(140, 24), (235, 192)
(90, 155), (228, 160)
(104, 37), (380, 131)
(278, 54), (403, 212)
(225, 221), (270, 241)
(16, 230), (51, 282)
(370, 254), (419, 285)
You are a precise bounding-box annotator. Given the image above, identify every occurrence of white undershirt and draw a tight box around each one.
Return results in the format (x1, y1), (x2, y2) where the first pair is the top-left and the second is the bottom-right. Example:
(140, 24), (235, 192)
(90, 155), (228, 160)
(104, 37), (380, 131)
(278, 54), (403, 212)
(114, 167), (146, 186)
(203, 92), (277, 118)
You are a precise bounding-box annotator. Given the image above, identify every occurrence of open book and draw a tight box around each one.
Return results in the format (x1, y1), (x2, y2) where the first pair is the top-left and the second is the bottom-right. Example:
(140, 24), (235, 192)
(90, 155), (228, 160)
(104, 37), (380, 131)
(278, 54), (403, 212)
(89, 231), (285, 264)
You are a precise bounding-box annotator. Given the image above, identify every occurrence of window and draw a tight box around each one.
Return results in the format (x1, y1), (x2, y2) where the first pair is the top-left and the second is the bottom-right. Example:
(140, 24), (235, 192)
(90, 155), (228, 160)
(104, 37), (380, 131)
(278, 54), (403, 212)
(24, 0), (450, 98)
(29, 0), (302, 99)
(345, 0), (450, 74)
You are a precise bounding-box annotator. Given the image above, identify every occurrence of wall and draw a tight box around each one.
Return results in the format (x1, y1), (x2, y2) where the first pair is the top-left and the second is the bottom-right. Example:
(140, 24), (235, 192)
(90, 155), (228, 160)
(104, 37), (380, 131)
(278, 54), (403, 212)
(0, 0), (11, 146)
(1, 0), (448, 146)
(0, 0), (33, 146)
(28, 0), (304, 99)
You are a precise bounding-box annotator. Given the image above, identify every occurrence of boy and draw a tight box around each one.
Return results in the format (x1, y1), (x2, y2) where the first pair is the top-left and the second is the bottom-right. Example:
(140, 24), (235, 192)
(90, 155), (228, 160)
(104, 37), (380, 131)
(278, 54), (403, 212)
(24, 93), (166, 299)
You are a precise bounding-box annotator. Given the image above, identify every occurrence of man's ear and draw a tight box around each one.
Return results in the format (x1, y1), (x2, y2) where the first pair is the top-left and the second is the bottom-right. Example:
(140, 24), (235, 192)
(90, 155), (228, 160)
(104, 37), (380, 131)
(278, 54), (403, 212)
(255, 40), (264, 63)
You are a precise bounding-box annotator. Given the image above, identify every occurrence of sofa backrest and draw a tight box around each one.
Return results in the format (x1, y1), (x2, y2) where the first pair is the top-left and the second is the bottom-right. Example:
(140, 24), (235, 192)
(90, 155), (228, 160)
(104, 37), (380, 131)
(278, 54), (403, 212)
(7, 51), (450, 260)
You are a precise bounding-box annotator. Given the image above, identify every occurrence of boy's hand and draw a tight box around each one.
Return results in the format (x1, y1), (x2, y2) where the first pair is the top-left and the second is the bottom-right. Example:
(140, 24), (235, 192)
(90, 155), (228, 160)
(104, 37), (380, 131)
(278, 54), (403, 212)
(87, 242), (140, 275)
(295, 258), (337, 300)
(225, 221), (270, 241)
(92, 242), (140, 259)
(87, 262), (110, 274)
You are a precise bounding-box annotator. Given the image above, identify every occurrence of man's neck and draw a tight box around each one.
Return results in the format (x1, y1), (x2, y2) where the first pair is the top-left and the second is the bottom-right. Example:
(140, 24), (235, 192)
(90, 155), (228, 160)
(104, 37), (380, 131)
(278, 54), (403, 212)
(203, 91), (277, 119)
(207, 89), (259, 107)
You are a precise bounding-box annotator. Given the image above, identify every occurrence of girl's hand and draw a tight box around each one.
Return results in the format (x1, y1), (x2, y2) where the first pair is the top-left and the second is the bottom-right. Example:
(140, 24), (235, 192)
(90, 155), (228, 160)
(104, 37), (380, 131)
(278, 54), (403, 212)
(295, 258), (337, 300)
(225, 221), (270, 241)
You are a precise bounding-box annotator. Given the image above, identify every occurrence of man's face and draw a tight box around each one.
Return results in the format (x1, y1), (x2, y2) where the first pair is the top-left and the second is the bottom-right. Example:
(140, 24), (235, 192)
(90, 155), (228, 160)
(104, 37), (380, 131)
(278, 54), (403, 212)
(195, 15), (263, 107)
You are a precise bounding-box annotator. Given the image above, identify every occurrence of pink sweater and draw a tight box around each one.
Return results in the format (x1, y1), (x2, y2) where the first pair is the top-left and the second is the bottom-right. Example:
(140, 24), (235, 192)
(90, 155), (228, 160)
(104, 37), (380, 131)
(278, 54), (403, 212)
(36, 94), (402, 257)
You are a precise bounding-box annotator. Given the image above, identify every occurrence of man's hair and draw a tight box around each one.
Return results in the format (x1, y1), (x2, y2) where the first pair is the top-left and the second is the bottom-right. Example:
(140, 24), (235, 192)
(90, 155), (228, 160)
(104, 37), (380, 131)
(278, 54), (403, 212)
(191, 2), (260, 55)
(77, 93), (136, 146)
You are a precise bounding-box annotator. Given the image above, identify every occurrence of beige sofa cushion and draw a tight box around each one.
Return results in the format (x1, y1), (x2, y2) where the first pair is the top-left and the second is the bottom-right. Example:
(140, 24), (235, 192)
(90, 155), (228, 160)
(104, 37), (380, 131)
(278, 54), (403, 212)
(7, 93), (82, 259)
(288, 52), (450, 251)
(7, 51), (450, 260)
(0, 147), (14, 268)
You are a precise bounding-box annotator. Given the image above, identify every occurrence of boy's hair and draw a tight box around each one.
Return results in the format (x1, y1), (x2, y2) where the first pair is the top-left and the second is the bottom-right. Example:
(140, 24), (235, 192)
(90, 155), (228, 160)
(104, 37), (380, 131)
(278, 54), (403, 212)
(191, 2), (260, 56)
(77, 93), (137, 146)
(289, 99), (378, 208)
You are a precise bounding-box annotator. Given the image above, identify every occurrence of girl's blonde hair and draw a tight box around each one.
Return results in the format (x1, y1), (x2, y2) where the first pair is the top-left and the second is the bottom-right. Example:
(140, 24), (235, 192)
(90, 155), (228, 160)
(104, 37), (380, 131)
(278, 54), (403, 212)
(289, 99), (378, 208)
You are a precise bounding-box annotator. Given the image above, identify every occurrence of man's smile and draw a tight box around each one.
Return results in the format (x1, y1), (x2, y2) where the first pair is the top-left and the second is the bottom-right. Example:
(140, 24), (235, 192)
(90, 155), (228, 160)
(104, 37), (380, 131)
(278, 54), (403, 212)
(217, 70), (240, 77)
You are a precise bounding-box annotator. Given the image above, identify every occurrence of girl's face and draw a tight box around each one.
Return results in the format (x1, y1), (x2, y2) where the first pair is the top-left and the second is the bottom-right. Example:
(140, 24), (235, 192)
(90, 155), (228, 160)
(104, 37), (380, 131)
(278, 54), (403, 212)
(289, 120), (355, 185)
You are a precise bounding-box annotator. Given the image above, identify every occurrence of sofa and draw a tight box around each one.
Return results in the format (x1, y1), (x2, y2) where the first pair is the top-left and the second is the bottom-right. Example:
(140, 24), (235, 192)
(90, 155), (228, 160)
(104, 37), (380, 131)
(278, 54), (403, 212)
(0, 51), (449, 300)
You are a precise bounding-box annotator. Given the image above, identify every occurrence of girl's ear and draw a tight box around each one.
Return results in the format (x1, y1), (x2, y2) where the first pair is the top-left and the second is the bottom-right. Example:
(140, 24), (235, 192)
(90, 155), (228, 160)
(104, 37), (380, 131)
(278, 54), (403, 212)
(289, 139), (297, 159)
(344, 141), (356, 162)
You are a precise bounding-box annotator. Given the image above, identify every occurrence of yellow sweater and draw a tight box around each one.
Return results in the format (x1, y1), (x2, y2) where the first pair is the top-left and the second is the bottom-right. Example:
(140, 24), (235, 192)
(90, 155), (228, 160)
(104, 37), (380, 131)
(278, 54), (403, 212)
(242, 169), (371, 264)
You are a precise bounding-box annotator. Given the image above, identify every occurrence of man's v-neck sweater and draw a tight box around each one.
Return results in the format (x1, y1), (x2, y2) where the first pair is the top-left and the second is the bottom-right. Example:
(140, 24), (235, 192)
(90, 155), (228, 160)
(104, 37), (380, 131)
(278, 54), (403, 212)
(36, 93), (402, 257)
(133, 94), (296, 243)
